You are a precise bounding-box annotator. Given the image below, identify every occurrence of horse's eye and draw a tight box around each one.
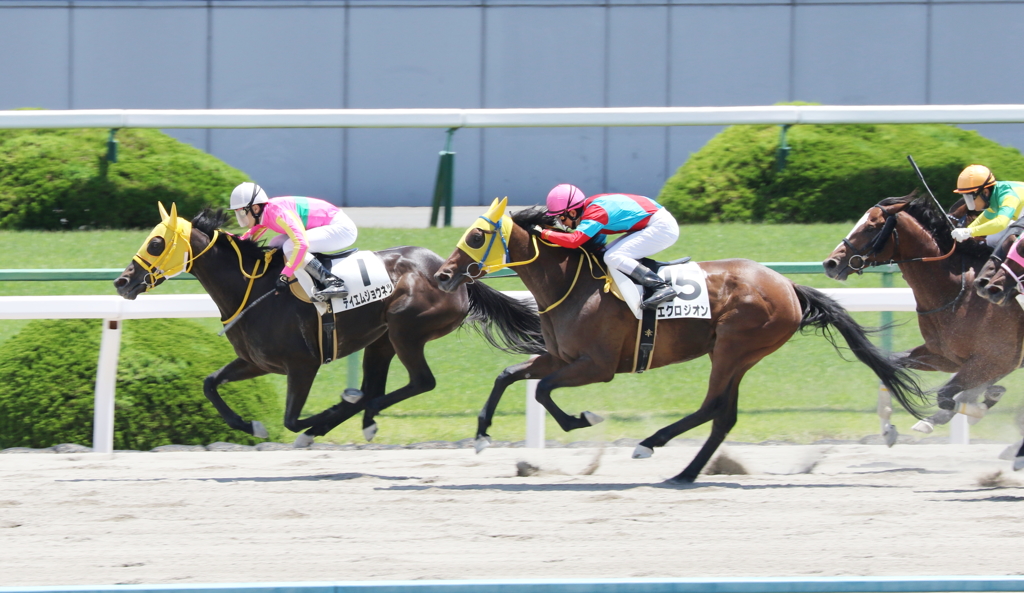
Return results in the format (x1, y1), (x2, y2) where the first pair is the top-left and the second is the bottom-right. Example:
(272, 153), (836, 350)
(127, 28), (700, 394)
(466, 230), (485, 249)
(147, 237), (165, 256)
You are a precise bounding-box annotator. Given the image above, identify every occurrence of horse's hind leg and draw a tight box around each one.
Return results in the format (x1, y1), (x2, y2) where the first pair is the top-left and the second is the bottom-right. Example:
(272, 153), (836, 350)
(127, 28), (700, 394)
(476, 354), (566, 452)
(300, 334), (393, 440)
(203, 358), (271, 437)
(361, 338), (437, 442)
(1014, 439), (1024, 472)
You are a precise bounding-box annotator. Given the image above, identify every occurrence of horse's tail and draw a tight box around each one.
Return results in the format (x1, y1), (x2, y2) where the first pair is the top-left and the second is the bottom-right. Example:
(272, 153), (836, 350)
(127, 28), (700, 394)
(464, 282), (547, 355)
(793, 284), (930, 419)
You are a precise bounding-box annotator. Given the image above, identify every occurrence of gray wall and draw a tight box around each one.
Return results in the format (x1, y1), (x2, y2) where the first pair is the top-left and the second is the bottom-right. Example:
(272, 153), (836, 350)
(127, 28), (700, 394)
(2, 0), (1024, 208)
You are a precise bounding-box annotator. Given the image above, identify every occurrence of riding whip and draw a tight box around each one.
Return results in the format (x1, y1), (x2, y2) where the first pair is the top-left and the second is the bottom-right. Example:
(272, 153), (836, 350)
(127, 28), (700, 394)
(907, 155), (955, 232)
(218, 286), (279, 336)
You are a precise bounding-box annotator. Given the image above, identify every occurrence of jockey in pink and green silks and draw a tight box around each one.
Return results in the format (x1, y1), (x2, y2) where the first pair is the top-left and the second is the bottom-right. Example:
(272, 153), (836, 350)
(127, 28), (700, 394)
(229, 182), (357, 303)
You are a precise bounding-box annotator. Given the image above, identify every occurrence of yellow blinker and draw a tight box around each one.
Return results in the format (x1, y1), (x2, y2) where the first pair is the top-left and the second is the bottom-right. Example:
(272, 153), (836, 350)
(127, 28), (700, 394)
(456, 197), (514, 273)
(132, 202), (194, 288)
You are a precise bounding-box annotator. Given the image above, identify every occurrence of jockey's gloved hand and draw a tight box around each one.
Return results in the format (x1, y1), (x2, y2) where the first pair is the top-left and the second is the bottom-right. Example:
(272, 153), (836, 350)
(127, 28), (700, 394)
(531, 225), (545, 235)
(275, 274), (291, 293)
(951, 228), (972, 243)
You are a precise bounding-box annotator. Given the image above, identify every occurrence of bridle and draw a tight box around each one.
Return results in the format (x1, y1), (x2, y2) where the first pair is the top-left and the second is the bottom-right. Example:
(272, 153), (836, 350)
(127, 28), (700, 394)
(460, 214), (539, 282)
(996, 234), (1024, 297)
(842, 204), (957, 274)
(840, 203), (963, 315)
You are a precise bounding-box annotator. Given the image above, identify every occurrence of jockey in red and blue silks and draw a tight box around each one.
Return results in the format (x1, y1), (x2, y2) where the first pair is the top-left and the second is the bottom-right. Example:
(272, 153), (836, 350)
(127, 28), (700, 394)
(539, 184), (681, 309)
(229, 182), (357, 302)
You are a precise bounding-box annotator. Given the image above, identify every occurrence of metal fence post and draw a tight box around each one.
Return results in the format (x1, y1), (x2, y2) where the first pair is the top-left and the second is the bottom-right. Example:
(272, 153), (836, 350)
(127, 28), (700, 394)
(524, 355), (544, 448)
(347, 351), (361, 390)
(430, 128), (457, 228)
(93, 319), (121, 454)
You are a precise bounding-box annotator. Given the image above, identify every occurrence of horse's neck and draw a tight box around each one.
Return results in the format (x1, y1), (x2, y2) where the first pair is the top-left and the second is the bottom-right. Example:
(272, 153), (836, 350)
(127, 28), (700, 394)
(189, 238), (263, 319)
(511, 236), (590, 311)
(893, 221), (965, 308)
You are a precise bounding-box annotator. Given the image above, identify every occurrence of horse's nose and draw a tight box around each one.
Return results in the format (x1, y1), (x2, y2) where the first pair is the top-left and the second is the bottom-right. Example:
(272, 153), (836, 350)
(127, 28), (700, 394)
(822, 258), (840, 278)
(975, 277), (990, 290)
(113, 276), (128, 289)
(435, 268), (452, 284)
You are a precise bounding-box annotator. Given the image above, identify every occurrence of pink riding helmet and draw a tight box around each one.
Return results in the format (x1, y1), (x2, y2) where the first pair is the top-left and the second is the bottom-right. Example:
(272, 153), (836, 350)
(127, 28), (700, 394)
(545, 184), (587, 215)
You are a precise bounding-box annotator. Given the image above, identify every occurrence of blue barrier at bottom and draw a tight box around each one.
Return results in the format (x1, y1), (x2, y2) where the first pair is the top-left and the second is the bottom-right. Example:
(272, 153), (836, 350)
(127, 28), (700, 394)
(3, 577), (1024, 593)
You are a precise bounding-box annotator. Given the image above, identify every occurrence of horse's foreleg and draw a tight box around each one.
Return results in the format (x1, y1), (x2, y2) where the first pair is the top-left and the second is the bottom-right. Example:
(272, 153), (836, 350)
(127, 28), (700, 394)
(203, 358), (271, 437)
(477, 354), (566, 450)
(532, 355), (615, 433)
(361, 339), (436, 442)
(1014, 439), (1024, 472)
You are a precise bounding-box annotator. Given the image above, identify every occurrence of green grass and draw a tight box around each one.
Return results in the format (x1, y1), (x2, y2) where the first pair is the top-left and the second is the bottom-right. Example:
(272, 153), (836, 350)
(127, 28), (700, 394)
(2, 222), (1022, 446)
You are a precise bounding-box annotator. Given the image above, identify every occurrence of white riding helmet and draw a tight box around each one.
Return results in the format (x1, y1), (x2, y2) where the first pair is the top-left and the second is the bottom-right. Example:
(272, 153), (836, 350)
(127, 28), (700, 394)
(229, 182), (269, 227)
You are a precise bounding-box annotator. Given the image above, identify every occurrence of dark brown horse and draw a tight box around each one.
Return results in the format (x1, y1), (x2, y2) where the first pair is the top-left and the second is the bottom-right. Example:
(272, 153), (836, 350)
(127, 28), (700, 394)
(824, 194), (1022, 441)
(434, 199), (927, 483)
(114, 205), (545, 444)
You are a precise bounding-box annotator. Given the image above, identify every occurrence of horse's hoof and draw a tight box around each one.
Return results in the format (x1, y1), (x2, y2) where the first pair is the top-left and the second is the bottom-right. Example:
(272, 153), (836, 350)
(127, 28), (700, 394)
(632, 445), (653, 459)
(474, 436), (491, 454)
(342, 388), (363, 404)
(251, 421), (269, 439)
(293, 433), (314, 448)
(912, 420), (934, 434)
(363, 423), (378, 442)
(1014, 456), (1024, 472)
(582, 411), (604, 426)
(882, 424), (898, 448)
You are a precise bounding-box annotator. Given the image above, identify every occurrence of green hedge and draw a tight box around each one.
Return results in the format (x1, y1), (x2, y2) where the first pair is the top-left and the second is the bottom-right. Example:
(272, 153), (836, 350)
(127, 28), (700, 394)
(0, 319), (282, 450)
(0, 126), (249, 230)
(658, 123), (1024, 223)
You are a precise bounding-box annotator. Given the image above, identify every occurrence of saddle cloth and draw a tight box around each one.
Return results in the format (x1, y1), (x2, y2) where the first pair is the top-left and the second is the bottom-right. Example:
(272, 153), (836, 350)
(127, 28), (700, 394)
(292, 250), (395, 316)
(610, 260), (712, 320)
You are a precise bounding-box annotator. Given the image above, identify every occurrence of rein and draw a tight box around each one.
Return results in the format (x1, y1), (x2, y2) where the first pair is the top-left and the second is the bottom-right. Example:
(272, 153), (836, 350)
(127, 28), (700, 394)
(220, 234), (276, 326)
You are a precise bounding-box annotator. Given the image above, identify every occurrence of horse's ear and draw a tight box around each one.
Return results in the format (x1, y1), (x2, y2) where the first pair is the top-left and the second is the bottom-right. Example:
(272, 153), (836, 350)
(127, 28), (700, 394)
(166, 203), (179, 233)
(158, 202), (169, 221)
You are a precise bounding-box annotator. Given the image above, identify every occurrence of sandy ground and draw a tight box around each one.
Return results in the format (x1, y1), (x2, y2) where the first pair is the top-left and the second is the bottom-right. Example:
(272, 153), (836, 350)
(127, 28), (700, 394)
(2, 443), (1024, 586)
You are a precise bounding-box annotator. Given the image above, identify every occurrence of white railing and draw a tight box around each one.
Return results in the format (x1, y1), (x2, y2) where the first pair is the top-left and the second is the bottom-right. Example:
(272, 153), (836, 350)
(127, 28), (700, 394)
(0, 288), (944, 454)
(4, 105), (1024, 129)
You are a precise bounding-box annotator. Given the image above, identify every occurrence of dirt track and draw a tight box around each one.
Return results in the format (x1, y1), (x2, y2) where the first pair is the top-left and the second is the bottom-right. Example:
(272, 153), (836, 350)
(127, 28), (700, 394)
(2, 443), (1023, 586)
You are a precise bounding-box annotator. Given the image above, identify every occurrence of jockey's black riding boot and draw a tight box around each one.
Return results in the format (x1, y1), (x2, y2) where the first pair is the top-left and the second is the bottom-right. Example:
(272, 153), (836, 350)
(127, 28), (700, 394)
(626, 264), (677, 309)
(304, 258), (348, 302)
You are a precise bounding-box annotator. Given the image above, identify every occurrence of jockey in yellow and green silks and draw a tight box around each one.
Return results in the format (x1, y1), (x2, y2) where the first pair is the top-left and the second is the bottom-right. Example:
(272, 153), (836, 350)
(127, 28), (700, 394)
(950, 165), (1024, 248)
(229, 182), (356, 302)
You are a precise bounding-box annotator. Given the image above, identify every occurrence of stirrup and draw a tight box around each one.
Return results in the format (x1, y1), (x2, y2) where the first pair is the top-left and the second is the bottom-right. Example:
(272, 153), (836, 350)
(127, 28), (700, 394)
(311, 283), (348, 302)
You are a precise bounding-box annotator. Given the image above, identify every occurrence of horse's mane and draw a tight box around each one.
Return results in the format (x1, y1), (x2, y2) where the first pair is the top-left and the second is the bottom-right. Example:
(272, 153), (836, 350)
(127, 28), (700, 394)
(191, 208), (278, 262)
(878, 192), (992, 266)
(510, 206), (607, 254)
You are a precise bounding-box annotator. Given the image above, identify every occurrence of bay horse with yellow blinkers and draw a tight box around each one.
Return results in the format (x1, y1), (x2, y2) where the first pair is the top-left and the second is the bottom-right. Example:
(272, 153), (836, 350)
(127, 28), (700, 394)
(435, 198), (928, 483)
(114, 203), (545, 443)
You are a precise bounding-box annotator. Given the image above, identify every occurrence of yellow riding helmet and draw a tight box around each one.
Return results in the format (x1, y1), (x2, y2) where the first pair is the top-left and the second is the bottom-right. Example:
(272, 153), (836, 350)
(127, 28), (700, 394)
(954, 165), (996, 194)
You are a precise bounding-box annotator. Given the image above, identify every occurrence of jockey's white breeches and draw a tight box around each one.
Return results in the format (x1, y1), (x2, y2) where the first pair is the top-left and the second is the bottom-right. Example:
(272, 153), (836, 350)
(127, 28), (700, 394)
(603, 207), (680, 274)
(271, 210), (359, 259)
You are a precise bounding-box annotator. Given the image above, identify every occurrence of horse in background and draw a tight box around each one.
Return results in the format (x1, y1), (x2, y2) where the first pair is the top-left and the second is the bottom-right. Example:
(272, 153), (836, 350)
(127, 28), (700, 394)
(824, 194), (1023, 459)
(114, 205), (545, 445)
